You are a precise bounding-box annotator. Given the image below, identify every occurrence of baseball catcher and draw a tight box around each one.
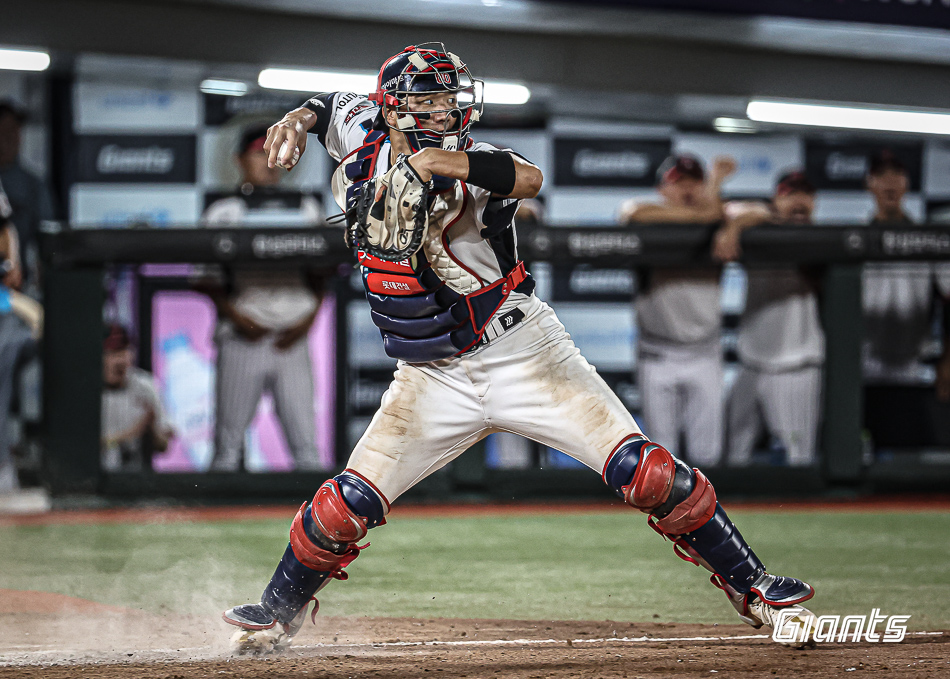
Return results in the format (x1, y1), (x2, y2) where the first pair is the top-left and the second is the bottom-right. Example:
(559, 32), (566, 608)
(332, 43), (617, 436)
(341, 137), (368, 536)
(222, 43), (818, 655)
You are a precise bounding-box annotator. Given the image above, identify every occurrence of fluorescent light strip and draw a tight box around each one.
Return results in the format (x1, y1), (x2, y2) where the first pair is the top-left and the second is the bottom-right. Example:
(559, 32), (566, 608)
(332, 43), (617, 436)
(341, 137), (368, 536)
(0, 48), (50, 72)
(258, 68), (530, 105)
(200, 79), (248, 96)
(713, 117), (757, 134)
(484, 81), (531, 105)
(747, 99), (950, 136)
(259, 68), (377, 94)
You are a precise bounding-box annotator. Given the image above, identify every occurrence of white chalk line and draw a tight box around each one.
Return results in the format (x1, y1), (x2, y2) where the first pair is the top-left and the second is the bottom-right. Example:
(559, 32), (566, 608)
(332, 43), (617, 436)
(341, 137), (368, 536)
(0, 631), (943, 665)
(297, 630), (944, 651)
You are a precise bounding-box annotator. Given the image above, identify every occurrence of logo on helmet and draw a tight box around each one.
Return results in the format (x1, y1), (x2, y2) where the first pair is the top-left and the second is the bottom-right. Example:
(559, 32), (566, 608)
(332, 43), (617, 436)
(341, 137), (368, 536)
(435, 71), (453, 86)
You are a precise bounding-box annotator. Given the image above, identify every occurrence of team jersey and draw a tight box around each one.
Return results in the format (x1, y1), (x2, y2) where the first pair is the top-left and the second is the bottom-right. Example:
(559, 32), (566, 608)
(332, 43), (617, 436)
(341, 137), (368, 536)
(723, 202), (825, 372)
(202, 189), (323, 330)
(862, 214), (950, 382)
(635, 268), (722, 347)
(101, 367), (172, 471)
(307, 91), (533, 306)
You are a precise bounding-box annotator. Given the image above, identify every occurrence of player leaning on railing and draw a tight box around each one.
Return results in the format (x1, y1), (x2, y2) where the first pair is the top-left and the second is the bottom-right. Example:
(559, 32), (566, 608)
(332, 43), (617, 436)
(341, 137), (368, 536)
(221, 43), (818, 655)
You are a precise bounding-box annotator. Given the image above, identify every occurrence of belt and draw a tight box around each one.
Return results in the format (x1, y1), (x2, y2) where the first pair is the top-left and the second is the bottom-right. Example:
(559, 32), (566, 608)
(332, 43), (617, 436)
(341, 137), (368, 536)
(463, 301), (530, 355)
(482, 305), (527, 343)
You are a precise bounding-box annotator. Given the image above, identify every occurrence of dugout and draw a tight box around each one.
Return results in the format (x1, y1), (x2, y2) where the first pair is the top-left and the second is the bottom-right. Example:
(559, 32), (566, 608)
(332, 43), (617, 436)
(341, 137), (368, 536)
(39, 222), (950, 502)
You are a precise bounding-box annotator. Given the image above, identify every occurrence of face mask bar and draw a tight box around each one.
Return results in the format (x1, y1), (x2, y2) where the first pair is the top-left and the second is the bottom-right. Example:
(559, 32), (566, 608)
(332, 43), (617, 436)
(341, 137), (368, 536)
(373, 45), (484, 153)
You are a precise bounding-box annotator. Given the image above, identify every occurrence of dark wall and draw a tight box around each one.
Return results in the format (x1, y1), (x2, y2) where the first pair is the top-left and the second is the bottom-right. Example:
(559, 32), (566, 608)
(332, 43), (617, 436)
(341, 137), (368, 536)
(3, 0), (950, 109)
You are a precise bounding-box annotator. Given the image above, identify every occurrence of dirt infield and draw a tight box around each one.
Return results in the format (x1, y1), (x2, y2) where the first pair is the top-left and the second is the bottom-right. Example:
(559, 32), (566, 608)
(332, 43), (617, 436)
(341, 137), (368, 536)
(0, 591), (946, 678)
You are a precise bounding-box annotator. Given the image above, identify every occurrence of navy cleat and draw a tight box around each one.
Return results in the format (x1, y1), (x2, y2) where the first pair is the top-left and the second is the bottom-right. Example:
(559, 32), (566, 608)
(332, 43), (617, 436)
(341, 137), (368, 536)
(223, 601), (313, 655)
(712, 572), (817, 648)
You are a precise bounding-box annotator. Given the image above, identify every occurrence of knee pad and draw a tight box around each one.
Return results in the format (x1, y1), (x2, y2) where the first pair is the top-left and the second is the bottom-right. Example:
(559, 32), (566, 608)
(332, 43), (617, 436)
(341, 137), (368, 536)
(603, 436), (717, 535)
(288, 471), (387, 572)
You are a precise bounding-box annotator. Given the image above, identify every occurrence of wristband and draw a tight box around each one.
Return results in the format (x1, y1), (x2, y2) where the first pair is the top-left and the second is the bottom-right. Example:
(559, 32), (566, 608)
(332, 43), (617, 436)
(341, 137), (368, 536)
(464, 151), (516, 196)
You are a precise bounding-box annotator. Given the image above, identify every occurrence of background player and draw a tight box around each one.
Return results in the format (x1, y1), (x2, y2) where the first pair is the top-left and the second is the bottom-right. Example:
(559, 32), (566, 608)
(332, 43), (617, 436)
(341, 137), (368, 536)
(862, 151), (950, 394)
(221, 44), (816, 655)
(201, 125), (326, 472)
(618, 155), (736, 467)
(0, 181), (42, 494)
(100, 324), (175, 472)
(713, 172), (825, 467)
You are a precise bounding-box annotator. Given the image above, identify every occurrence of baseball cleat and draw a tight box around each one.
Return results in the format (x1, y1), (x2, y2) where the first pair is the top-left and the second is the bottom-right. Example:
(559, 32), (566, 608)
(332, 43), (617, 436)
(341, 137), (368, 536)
(711, 572), (817, 647)
(740, 573), (817, 648)
(746, 599), (819, 649)
(223, 602), (310, 656)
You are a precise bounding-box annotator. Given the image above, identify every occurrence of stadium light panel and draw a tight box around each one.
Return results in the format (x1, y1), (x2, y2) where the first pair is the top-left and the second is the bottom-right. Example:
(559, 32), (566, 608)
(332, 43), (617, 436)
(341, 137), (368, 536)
(0, 48), (50, 72)
(483, 81), (531, 105)
(747, 99), (950, 136)
(259, 68), (531, 105)
(258, 68), (377, 94)
(713, 117), (757, 134)
(200, 79), (248, 96)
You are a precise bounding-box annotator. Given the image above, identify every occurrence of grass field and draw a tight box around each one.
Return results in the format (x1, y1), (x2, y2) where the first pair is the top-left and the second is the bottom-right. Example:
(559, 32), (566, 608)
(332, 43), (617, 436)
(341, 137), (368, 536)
(2, 507), (948, 631)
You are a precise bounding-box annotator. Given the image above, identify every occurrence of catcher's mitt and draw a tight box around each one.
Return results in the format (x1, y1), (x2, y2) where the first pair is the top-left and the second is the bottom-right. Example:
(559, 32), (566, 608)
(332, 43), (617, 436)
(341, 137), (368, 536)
(346, 154), (431, 262)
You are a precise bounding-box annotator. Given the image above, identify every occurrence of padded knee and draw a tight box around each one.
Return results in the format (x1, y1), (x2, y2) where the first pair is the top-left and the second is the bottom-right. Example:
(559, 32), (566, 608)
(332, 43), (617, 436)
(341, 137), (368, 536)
(289, 502), (362, 573)
(288, 472), (387, 572)
(310, 473), (387, 543)
(603, 436), (717, 535)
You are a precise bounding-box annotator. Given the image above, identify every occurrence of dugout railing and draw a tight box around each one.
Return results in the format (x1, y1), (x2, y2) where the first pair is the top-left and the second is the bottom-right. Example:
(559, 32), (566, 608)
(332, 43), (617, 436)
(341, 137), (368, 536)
(38, 223), (950, 501)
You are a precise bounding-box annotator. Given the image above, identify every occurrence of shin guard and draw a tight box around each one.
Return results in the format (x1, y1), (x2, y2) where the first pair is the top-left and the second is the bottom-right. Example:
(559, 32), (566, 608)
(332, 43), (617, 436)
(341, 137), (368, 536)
(260, 472), (387, 624)
(604, 437), (763, 593)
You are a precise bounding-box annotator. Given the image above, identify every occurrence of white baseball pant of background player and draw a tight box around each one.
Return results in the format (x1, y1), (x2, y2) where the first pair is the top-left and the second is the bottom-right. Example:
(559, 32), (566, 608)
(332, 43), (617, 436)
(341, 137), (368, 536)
(213, 326), (322, 472)
(637, 341), (724, 468)
(726, 364), (822, 467)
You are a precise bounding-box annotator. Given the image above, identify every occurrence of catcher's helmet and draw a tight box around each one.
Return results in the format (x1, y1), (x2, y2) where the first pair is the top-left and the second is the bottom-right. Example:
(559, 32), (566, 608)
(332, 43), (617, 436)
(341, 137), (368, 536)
(369, 43), (483, 154)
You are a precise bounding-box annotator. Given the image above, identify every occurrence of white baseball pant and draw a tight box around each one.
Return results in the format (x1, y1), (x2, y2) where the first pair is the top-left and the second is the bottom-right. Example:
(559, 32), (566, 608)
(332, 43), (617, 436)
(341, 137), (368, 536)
(636, 340), (724, 467)
(211, 324), (322, 472)
(346, 296), (643, 504)
(726, 363), (822, 468)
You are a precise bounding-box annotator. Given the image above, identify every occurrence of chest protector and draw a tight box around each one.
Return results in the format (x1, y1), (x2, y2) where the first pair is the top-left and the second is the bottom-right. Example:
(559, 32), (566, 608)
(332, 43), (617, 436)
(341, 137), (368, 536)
(333, 129), (531, 363)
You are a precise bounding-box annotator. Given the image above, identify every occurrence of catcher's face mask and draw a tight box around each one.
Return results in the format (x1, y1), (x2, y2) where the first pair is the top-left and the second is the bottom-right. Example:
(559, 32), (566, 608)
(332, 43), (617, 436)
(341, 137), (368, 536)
(370, 43), (483, 154)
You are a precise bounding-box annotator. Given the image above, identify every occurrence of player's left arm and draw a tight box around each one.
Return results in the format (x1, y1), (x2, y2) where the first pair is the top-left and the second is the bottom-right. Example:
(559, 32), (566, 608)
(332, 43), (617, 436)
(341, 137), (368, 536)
(407, 147), (543, 199)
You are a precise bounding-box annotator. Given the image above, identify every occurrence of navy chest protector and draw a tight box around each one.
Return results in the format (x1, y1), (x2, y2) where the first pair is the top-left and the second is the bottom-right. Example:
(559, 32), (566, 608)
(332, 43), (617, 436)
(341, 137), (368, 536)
(360, 252), (529, 362)
(338, 129), (531, 363)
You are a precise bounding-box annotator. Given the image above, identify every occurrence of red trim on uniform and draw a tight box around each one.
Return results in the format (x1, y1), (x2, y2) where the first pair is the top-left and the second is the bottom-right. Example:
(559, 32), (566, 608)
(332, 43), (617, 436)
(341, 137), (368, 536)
(441, 182), (486, 287)
(601, 433), (648, 484)
(357, 251), (419, 275)
(364, 272), (431, 296)
(464, 261), (527, 335)
(344, 468), (392, 512)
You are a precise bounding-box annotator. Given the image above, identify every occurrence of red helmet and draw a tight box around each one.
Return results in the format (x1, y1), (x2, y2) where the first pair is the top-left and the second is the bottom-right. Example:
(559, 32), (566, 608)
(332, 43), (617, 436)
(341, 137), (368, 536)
(369, 43), (483, 153)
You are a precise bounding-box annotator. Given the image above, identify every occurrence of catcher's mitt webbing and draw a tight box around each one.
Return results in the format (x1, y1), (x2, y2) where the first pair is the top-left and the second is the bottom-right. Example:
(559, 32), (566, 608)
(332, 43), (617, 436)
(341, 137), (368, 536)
(349, 154), (431, 262)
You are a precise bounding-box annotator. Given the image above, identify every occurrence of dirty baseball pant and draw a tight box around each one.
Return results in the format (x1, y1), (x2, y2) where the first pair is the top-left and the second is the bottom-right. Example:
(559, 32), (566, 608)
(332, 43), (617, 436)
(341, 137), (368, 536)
(347, 296), (642, 504)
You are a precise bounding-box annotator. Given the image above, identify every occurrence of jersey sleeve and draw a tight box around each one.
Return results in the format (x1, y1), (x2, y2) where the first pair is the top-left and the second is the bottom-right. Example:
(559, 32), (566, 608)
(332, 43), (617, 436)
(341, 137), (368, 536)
(302, 92), (379, 162)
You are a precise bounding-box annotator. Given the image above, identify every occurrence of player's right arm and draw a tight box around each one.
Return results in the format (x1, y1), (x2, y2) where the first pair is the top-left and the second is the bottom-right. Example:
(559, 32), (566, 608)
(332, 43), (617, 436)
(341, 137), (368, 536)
(265, 91), (378, 169)
(621, 202), (722, 224)
(712, 200), (771, 262)
(264, 105), (318, 170)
